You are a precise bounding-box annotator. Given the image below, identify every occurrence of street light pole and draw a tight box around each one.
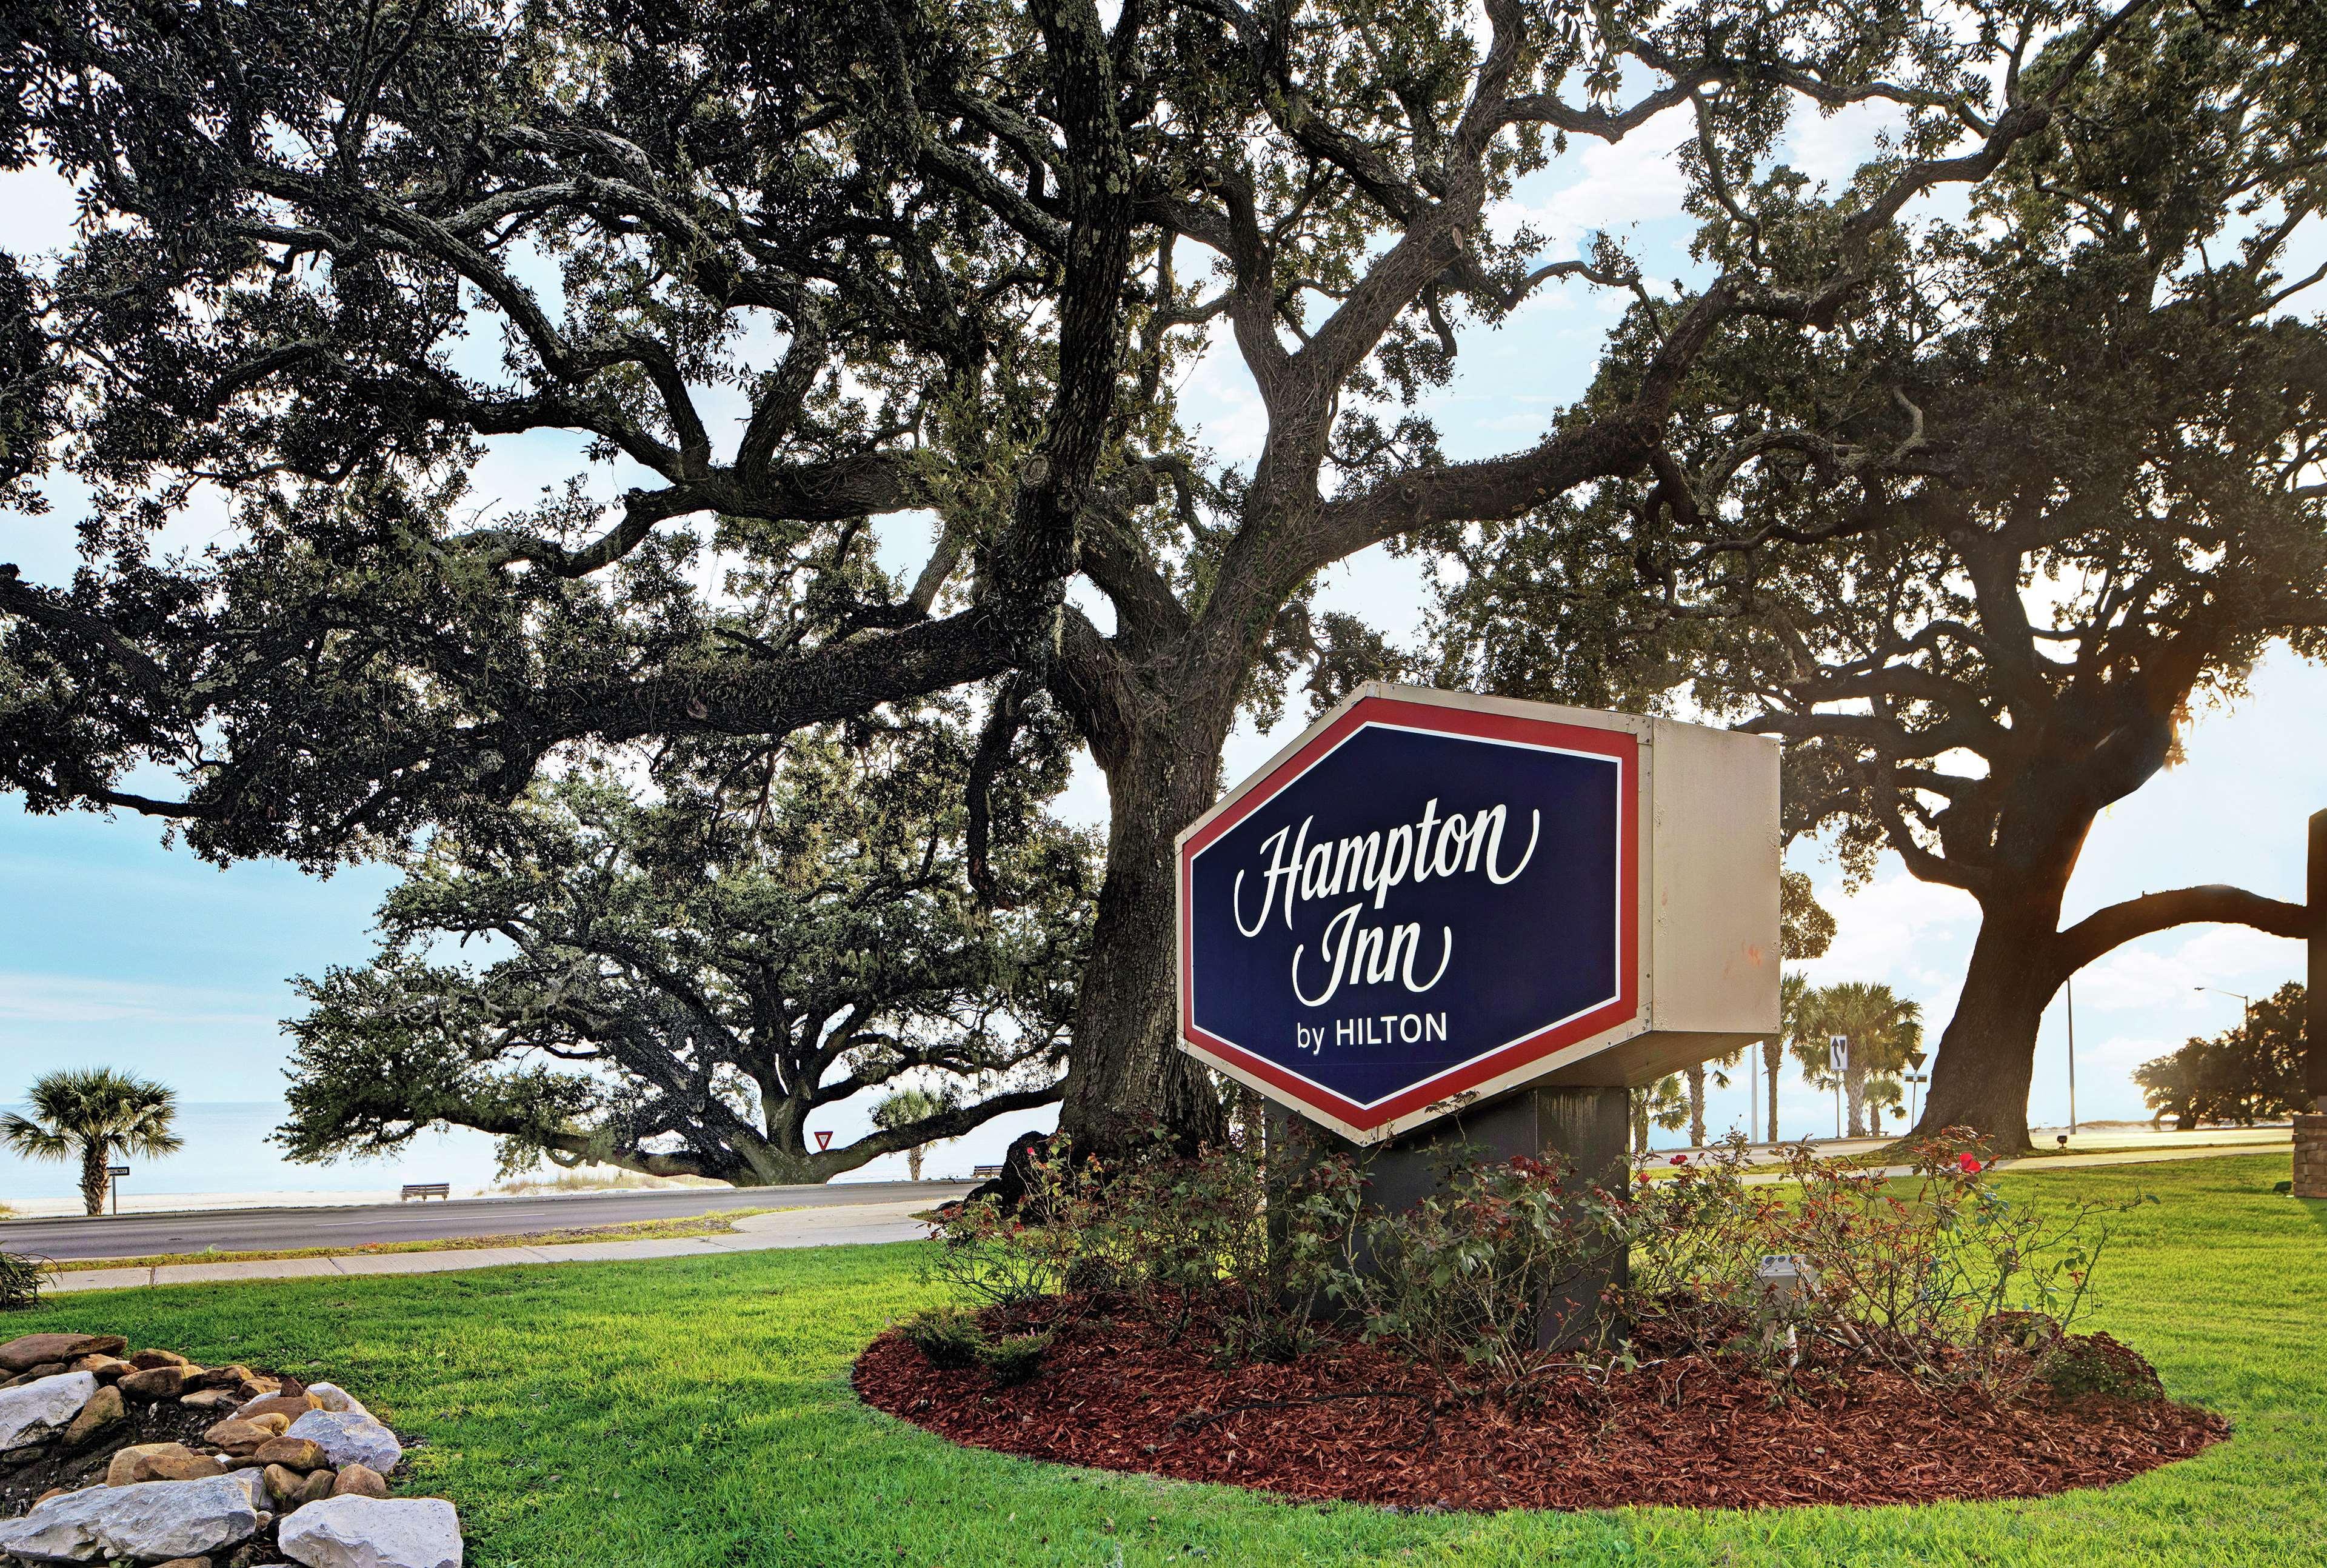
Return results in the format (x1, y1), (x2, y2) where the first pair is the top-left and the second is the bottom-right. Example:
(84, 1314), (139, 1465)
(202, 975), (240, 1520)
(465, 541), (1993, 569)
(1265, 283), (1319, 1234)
(2194, 985), (2254, 1035)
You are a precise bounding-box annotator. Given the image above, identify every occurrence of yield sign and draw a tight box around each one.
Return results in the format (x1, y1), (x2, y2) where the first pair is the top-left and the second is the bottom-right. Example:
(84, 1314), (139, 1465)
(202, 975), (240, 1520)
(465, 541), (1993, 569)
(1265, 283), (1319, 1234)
(1177, 686), (1641, 1143)
(814, 1130), (833, 1151)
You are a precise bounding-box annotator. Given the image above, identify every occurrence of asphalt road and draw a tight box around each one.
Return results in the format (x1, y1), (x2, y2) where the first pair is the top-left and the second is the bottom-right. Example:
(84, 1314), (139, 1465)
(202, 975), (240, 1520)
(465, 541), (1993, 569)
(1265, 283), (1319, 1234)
(0, 1181), (972, 1261)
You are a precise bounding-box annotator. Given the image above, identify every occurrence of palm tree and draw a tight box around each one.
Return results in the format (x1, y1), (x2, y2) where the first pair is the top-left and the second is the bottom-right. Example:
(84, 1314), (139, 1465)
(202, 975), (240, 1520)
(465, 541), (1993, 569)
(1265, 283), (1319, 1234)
(1685, 1049), (1743, 1148)
(2, 1069), (183, 1215)
(1792, 983), (1924, 1139)
(1764, 972), (1811, 1144)
(1629, 1075), (1689, 1158)
(870, 1086), (957, 1181)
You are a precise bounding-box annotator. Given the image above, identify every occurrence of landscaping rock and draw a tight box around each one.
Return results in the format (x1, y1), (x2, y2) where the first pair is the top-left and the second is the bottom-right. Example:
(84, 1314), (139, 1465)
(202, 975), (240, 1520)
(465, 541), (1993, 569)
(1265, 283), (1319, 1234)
(278, 1496), (461, 1568)
(109, 1441), (183, 1486)
(256, 1438), (330, 1472)
(264, 1462), (307, 1508)
(70, 1353), (133, 1383)
(131, 1349), (195, 1371)
(239, 1393), (322, 1424)
(184, 1387), (244, 1409)
(0, 1471), (265, 1563)
(284, 1411), (402, 1474)
(122, 1364), (197, 1401)
(0, 1335), (125, 1373)
(296, 1468), (338, 1507)
(153, 1558), (214, 1568)
(132, 1444), (231, 1484)
(207, 1415), (293, 1453)
(61, 1383), (126, 1450)
(305, 1384), (369, 1418)
(330, 1466), (389, 1501)
(0, 1373), (97, 1450)
(21, 1363), (68, 1380)
(189, 1364), (259, 1392)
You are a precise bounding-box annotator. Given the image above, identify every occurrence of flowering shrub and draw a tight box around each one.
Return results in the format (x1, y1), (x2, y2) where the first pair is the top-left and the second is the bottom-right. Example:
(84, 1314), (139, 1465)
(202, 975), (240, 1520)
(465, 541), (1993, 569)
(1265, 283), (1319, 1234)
(1614, 1130), (2143, 1392)
(918, 1124), (2143, 1403)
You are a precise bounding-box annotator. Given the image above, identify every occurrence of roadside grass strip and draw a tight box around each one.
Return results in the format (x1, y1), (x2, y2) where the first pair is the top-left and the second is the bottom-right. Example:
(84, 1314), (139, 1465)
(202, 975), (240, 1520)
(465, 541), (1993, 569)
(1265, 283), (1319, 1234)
(45, 1208), (795, 1272)
(0, 1152), (2315, 1567)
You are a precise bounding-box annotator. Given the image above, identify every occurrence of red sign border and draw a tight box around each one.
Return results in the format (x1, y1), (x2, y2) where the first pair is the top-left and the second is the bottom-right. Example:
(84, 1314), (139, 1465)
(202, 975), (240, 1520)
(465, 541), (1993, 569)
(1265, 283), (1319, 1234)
(1177, 695), (1641, 1134)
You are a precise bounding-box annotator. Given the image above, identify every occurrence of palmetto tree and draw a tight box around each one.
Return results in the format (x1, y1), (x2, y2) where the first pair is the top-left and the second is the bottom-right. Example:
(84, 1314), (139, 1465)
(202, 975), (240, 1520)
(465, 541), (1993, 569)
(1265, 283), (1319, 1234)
(1, 1069), (182, 1215)
(870, 1087), (960, 1183)
(1793, 984), (1925, 1139)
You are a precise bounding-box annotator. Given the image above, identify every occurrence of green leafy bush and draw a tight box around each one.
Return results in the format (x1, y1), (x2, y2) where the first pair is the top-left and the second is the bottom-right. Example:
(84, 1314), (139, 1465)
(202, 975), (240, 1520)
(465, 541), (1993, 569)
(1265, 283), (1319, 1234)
(2038, 1332), (2166, 1403)
(920, 1125), (2143, 1404)
(0, 1251), (48, 1312)
(897, 1305), (984, 1370)
(978, 1330), (1052, 1386)
(1353, 1151), (1606, 1383)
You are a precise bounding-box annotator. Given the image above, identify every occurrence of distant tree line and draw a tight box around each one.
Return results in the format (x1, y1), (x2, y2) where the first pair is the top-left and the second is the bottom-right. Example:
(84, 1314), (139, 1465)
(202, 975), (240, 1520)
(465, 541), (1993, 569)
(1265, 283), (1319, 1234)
(2136, 984), (2310, 1131)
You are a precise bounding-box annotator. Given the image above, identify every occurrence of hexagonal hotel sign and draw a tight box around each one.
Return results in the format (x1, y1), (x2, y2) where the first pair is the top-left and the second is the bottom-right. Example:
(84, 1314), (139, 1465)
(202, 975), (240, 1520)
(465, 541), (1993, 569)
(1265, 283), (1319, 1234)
(1177, 684), (1780, 1144)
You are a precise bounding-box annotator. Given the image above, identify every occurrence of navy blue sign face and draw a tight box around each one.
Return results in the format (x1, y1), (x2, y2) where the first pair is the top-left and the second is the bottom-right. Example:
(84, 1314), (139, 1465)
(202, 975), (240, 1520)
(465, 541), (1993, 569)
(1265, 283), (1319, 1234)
(1178, 696), (1639, 1136)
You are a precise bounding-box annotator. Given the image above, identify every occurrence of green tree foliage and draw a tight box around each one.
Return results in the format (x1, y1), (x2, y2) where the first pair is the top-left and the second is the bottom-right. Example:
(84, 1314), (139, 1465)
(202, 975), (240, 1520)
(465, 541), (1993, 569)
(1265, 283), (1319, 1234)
(278, 704), (1093, 1186)
(1630, 1074), (1689, 1158)
(1432, 5), (2327, 1150)
(2135, 983), (2309, 1130)
(2, 0), (2165, 1153)
(1791, 981), (1923, 1139)
(1, 1067), (182, 1215)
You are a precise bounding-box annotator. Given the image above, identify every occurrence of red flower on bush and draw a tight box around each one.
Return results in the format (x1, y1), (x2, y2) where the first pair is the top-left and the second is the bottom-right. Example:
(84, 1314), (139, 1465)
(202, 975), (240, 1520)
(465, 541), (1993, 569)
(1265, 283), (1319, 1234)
(1669, 1154), (1689, 1166)
(1957, 1153), (1983, 1174)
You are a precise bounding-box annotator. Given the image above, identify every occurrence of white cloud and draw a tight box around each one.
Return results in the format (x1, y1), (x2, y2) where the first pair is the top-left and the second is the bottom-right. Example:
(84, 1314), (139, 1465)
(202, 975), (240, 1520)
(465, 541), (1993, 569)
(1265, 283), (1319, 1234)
(1791, 872), (1980, 984)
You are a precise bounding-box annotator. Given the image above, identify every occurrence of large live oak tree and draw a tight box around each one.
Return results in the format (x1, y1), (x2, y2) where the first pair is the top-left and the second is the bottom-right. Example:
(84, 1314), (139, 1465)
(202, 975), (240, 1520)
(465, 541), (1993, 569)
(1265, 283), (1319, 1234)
(1435, 5), (2327, 1149)
(279, 707), (1093, 1184)
(4, 0), (2158, 1158)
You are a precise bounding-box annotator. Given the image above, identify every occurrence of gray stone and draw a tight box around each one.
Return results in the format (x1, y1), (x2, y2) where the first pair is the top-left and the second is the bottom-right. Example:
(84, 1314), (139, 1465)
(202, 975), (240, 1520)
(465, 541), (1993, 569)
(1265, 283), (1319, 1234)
(284, 1410), (402, 1474)
(0, 1471), (265, 1563)
(0, 1372), (96, 1450)
(278, 1496), (462, 1568)
(304, 1383), (369, 1418)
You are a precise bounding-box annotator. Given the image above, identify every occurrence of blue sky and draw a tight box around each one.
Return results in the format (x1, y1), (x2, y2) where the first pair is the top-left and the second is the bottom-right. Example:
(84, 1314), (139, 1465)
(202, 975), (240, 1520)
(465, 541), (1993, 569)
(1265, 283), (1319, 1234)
(1, 80), (2319, 1193)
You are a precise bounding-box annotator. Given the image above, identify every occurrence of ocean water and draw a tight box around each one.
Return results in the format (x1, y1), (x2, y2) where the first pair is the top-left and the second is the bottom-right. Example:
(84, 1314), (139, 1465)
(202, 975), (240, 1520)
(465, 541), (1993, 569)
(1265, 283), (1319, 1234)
(0, 1101), (511, 1201)
(0, 1098), (1060, 1203)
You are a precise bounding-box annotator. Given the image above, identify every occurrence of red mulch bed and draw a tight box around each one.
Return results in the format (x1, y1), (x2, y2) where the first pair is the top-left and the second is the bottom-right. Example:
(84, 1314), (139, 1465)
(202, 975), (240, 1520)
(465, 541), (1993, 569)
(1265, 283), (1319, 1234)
(853, 1298), (2228, 1512)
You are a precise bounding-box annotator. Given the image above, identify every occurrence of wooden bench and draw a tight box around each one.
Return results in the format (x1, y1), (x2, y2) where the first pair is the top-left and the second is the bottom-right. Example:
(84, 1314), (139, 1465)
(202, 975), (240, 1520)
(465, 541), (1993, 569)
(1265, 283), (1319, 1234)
(971, 1164), (1004, 1179)
(399, 1183), (451, 1201)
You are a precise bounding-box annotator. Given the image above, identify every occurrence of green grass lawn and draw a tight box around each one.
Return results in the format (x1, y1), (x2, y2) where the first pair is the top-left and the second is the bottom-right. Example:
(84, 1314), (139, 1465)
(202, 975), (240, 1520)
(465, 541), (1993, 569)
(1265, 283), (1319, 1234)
(5, 1152), (2319, 1567)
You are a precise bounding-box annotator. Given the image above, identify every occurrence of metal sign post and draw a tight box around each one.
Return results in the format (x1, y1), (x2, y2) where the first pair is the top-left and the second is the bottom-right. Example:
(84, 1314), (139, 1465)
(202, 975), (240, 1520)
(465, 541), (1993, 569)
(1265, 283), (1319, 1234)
(105, 1164), (129, 1216)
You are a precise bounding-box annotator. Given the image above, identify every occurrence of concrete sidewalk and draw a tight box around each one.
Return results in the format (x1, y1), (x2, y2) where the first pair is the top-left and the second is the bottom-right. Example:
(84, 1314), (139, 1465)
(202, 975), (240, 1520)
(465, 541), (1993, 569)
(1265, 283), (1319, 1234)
(45, 1200), (938, 1294)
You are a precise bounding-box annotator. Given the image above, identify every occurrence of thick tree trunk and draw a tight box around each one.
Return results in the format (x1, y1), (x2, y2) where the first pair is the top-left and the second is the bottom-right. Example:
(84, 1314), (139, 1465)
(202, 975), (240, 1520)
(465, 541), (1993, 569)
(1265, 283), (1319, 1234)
(1057, 727), (1233, 1159)
(1845, 1061), (1867, 1139)
(1686, 1064), (1706, 1147)
(1913, 903), (2064, 1155)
